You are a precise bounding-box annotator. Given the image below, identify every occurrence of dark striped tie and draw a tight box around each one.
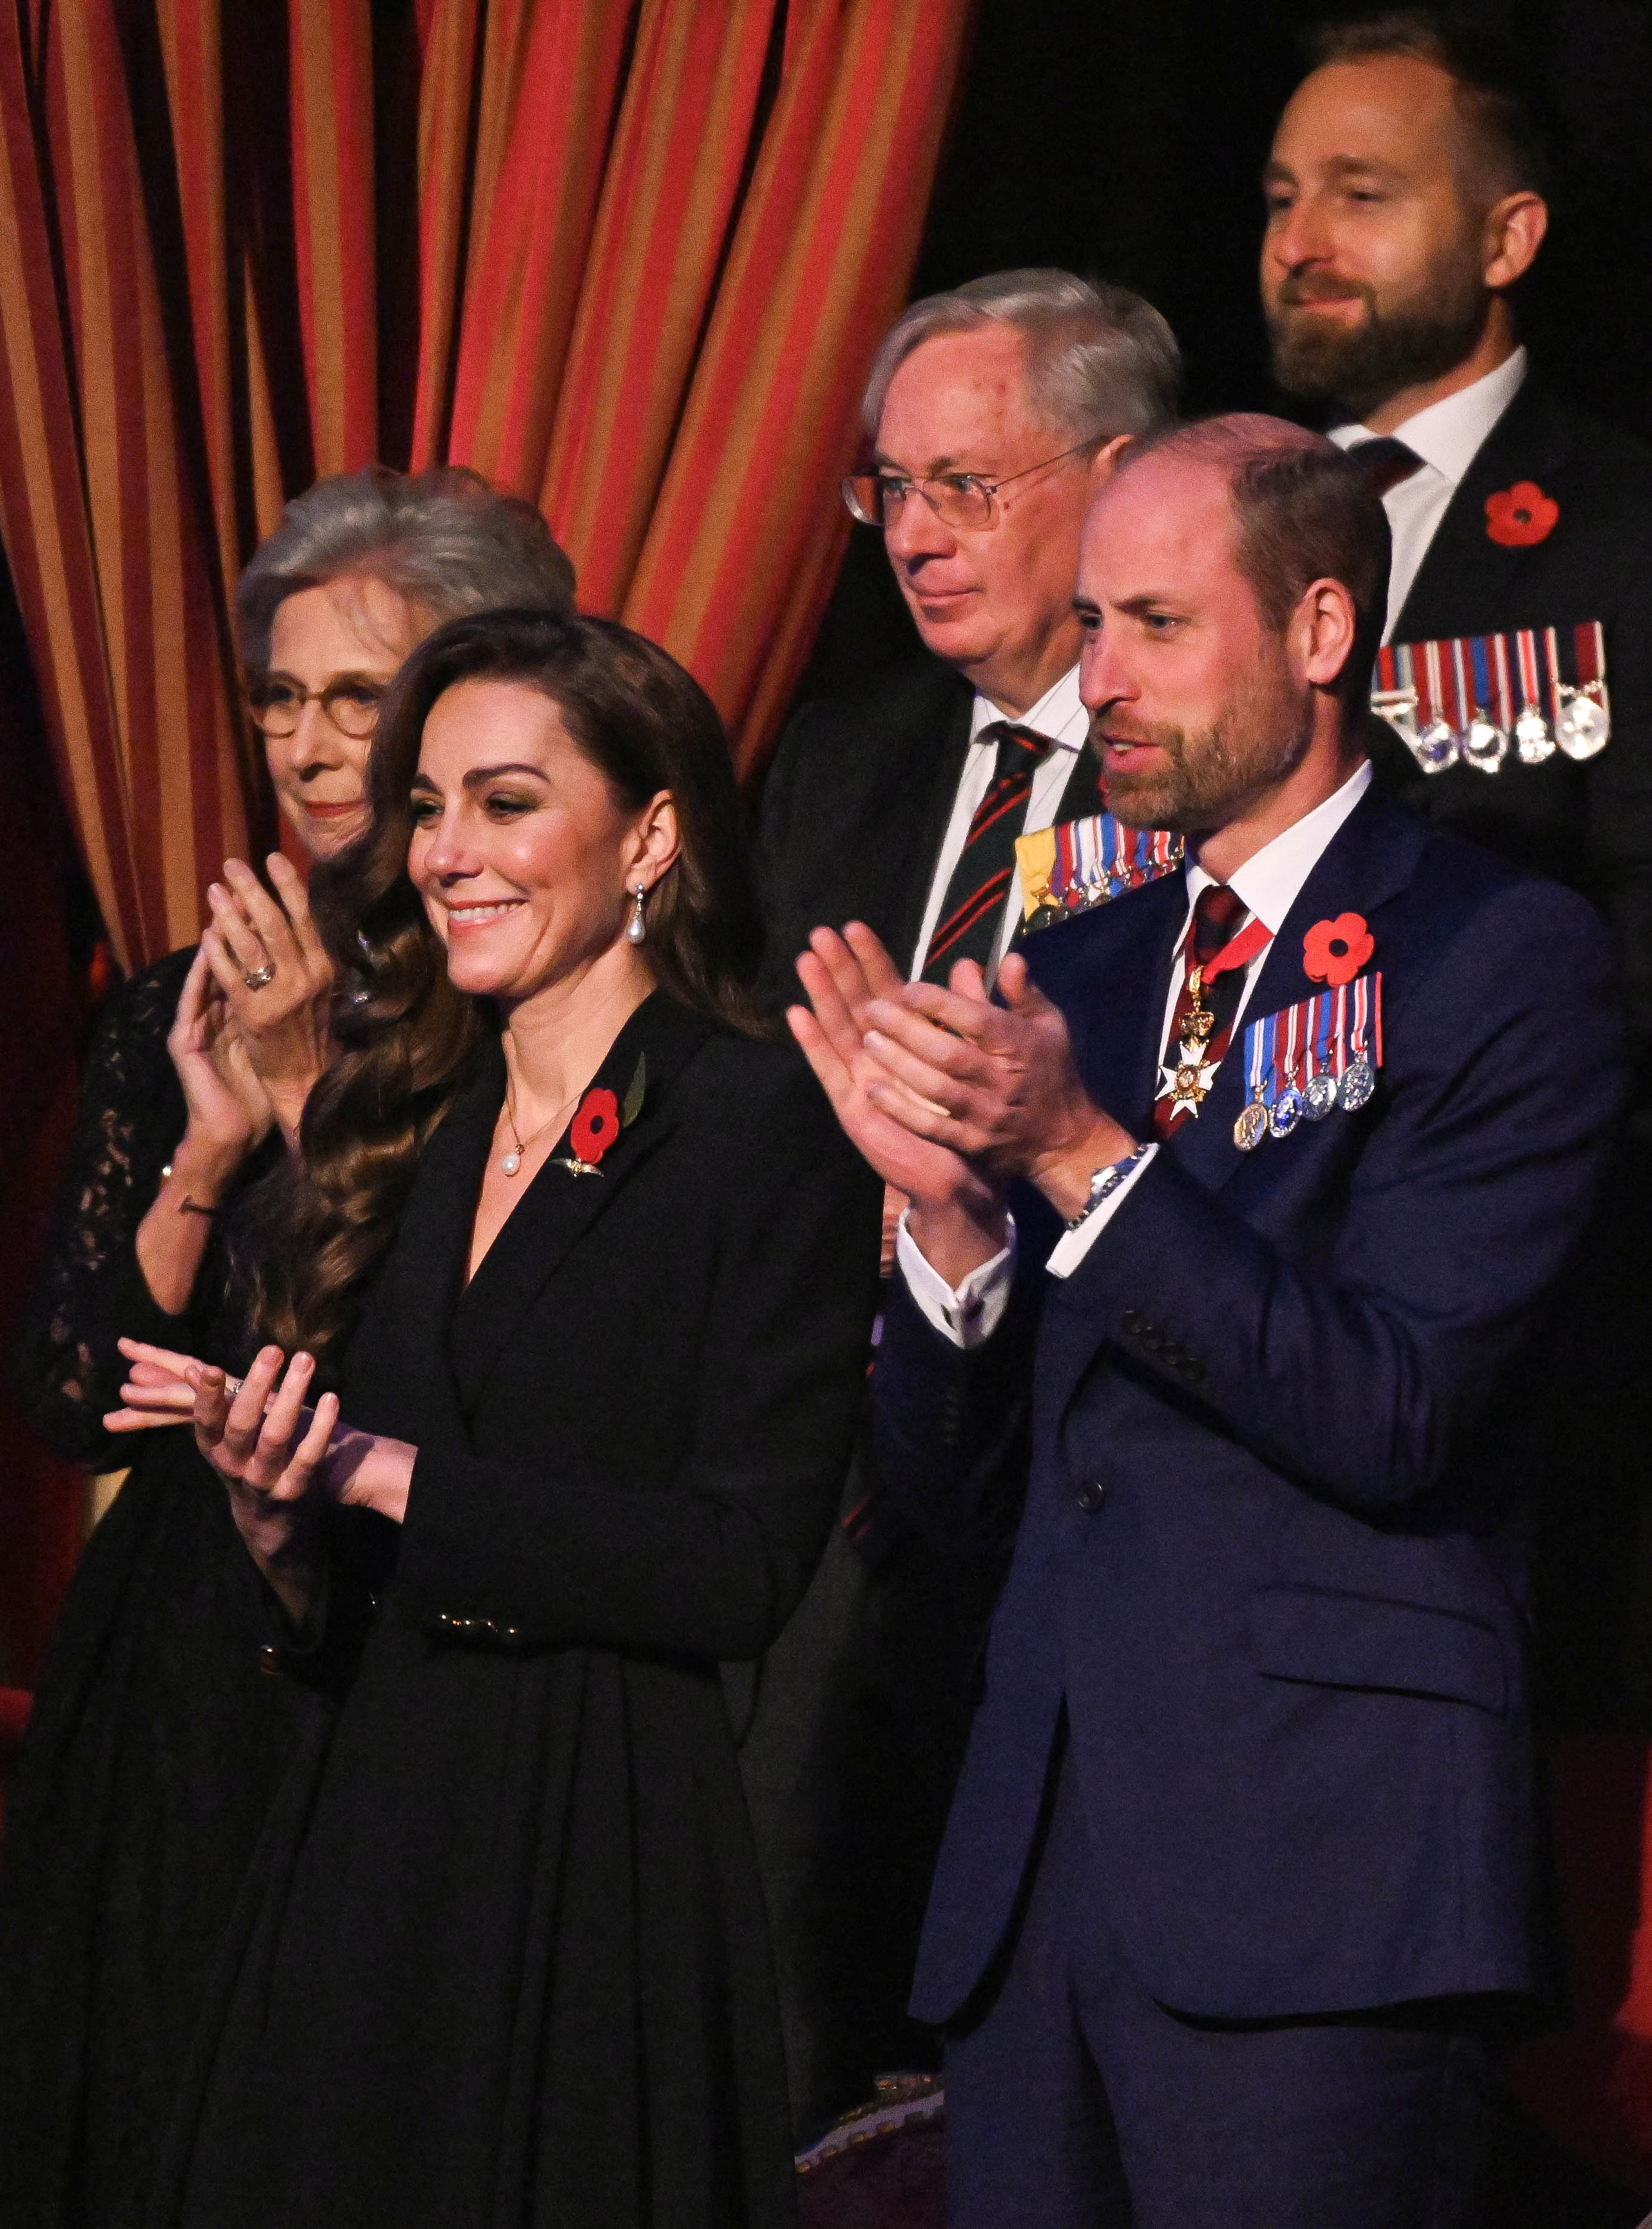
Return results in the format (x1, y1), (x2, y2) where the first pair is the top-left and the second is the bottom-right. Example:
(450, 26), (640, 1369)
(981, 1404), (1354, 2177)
(921, 722), (1050, 981)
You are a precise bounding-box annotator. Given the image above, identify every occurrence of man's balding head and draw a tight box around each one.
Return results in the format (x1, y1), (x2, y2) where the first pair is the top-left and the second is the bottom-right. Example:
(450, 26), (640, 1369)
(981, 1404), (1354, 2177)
(1075, 415), (1383, 849)
(1117, 416), (1390, 704)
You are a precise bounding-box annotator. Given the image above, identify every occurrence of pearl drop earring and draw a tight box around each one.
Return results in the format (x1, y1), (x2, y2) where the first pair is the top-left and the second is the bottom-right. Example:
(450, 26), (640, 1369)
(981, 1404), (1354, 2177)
(627, 882), (649, 945)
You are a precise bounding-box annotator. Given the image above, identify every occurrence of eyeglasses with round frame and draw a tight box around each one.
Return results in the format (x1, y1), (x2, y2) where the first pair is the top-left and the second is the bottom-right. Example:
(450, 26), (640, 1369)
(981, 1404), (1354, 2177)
(842, 438), (1103, 532)
(245, 673), (388, 741)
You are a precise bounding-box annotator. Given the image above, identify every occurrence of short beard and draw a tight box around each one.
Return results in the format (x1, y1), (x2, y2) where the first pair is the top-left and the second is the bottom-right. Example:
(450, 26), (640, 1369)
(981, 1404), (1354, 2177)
(1266, 255), (1489, 420)
(1100, 665), (1314, 836)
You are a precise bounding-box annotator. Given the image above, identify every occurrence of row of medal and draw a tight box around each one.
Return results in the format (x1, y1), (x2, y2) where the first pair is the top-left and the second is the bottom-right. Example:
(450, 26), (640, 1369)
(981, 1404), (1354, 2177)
(1233, 974), (1383, 1152)
(1018, 813), (1185, 932)
(1370, 620), (1610, 775)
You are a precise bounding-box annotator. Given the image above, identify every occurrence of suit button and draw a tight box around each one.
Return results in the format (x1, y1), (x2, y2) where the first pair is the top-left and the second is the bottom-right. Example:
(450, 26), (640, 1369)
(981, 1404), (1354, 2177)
(1141, 1326), (1165, 1353)
(258, 1643), (281, 1676)
(1121, 1309), (1145, 1337)
(1075, 1480), (1106, 1513)
(1183, 1356), (1205, 1384)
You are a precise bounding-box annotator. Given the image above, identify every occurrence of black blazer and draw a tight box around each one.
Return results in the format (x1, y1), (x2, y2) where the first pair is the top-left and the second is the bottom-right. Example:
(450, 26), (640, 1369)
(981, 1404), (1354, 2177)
(753, 655), (1105, 1010)
(1374, 373), (1652, 1086)
(157, 995), (883, 2229)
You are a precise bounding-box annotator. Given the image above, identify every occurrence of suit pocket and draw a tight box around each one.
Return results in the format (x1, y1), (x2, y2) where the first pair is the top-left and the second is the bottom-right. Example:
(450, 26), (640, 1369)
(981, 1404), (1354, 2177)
(1250, 1585), (1507, 1716)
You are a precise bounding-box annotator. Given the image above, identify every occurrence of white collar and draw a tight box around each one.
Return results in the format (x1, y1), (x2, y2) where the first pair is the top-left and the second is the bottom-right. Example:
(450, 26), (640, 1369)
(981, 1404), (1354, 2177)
(1185, 760), (1373, 934)
(969, 663), (1086, 751)
(1329, 346), (1527, 489)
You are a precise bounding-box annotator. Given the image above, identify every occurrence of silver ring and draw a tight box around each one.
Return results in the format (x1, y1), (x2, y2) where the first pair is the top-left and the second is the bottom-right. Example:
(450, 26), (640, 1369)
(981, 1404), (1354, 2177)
(241, 962), (276, 990)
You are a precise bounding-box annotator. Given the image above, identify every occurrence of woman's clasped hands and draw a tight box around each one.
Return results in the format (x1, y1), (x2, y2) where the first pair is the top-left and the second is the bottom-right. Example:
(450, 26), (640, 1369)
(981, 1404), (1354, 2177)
(106, 1337), (415, 1620)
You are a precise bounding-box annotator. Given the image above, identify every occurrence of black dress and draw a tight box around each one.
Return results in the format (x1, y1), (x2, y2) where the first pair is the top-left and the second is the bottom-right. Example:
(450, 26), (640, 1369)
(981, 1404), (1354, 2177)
(0, 952), (309, 2229)
(155, 994), (883, 2229)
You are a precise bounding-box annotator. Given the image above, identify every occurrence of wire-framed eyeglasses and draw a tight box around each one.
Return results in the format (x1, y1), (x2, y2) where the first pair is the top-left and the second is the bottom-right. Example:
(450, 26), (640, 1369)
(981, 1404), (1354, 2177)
(245, 675), (388, 740)
(842, 439), (1102, 532)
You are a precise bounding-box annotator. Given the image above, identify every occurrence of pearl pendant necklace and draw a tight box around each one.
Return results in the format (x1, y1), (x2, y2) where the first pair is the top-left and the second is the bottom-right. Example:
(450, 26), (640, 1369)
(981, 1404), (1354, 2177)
(498, 1081), (580, 1178)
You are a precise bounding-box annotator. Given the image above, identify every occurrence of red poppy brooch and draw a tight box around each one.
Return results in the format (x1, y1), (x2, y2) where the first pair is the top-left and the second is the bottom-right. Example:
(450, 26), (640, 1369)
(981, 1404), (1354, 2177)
(1302, 913), (1374, 988)
(553, 1052), (646, 1177)
(1485, 481), (1558, 548)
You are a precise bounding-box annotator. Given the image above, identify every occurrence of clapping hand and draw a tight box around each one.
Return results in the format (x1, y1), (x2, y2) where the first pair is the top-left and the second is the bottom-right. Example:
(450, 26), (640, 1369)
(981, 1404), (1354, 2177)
(787, 925), (1010, 1286)
(856, 950), (1133, 1218)
(202, 854), (335, 1144)
(168, 946), (274, 1160)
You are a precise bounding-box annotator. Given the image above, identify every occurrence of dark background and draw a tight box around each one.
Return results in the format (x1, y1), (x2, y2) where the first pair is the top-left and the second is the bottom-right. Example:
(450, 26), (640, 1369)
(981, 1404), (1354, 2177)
(796, 0), (1652, 713)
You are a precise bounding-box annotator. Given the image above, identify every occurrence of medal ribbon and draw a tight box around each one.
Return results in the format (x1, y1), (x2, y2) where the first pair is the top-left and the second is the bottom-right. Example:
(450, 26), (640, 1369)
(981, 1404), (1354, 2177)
(1240, 972), (1385, 1108)
(1044, 815), (1184, 908)
(1375, 624), (1608, 734)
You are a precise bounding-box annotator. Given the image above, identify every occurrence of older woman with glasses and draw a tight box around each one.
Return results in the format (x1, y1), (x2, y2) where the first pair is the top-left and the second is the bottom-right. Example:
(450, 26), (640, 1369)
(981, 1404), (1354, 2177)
(1, 467), (574, 2229)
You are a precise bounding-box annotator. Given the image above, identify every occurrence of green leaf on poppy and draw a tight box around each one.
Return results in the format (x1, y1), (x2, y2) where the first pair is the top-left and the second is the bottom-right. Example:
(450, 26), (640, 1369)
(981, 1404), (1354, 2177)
(621, 1052), (647, 1129)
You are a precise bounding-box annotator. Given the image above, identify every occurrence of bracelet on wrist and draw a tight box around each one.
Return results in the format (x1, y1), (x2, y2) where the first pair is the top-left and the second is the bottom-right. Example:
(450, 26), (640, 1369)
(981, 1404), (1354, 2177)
(1064, 1142), (1149, 1232)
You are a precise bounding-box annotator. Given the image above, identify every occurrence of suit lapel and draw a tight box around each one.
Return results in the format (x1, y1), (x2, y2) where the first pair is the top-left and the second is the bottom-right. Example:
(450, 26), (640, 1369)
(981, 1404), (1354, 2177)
(351, 1040), (500, 1452)
(446, 993), (715, 1415)
(1391, 378), (1576, 644)
(1050, 740), (1107, 825)
(1162, 790), (1425, 1193)
(891, 676), (976, 972)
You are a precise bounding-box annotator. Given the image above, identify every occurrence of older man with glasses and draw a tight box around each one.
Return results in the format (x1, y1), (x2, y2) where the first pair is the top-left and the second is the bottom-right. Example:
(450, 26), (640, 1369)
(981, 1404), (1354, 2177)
(757, 269), (1180, 1012)
(741, 271), (1181, 2142)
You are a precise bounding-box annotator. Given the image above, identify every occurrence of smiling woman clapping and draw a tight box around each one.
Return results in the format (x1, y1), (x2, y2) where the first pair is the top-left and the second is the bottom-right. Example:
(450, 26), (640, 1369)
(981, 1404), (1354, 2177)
(127, 609), (882, 2229)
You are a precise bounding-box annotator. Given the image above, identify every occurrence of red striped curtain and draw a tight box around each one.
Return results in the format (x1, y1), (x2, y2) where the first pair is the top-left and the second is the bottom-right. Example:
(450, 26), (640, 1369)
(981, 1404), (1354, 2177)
(0, 0), (974, 977)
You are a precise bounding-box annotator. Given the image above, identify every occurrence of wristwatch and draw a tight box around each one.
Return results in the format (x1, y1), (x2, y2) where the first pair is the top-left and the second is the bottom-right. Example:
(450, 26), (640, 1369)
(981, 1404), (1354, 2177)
(1064, 1143), (1150, 1232)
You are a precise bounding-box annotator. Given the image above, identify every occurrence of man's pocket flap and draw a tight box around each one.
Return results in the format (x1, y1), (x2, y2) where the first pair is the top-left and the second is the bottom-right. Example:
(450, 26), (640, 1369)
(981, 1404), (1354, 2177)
(1250, 1585), (1506, 1715)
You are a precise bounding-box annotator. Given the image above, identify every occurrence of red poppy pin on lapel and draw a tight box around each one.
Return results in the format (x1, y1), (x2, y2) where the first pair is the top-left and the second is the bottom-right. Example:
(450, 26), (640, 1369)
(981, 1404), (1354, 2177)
(1485, 481), (1558, 547)
(1302, 913), (1374, 988)
(553, 1053), (647, 1177)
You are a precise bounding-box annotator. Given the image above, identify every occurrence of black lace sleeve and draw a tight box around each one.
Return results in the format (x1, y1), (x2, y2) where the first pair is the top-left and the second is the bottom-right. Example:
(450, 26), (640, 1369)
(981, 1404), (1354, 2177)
(11, 949), (245, 1466)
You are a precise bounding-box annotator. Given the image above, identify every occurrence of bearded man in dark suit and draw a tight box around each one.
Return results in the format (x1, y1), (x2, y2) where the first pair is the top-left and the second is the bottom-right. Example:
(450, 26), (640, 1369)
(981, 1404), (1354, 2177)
(740, 272), (1181, 2138)
(1263, 11), (1652, 1740)
(790, 417), (1624, 2228)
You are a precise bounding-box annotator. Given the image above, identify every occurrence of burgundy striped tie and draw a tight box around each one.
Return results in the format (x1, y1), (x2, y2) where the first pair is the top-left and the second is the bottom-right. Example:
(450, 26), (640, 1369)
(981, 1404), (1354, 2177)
(921, 722), (1050, 981)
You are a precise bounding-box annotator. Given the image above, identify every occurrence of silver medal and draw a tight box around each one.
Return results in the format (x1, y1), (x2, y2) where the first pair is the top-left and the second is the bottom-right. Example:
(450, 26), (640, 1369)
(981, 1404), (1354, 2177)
(1268, 1087), (1303, 1139)
(1514, 703), (1555, 764)
(1556, 685), (1611, 762)
(1461, 709), (1509, 774)
(1413, 718), (1459, 774)
(1339, 1057), (1376, 1111)
(1303, 1071), (1340, 1121)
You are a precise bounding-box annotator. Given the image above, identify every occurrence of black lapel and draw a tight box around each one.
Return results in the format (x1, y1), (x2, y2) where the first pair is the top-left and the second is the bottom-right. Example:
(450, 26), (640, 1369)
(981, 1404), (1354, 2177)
(445, 993), (716, 1415)
(1161, 788), (1426, 1193)
(349, 1039), (501, 1453)
(890, 673), (977, 971)
(1391, 377), (1577, 644)
(1049, 738), (1107, 824)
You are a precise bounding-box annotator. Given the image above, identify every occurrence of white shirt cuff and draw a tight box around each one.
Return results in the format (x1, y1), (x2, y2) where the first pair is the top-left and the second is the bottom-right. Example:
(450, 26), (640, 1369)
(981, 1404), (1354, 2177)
(1044, 1144), (1158, 1277)
(895, 1211), (1016, 1349)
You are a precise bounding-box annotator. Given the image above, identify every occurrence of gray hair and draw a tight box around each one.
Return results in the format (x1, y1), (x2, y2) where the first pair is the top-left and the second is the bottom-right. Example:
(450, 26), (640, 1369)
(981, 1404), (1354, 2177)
(861, 269), (1181, 448)
(236, 464), (577, 672)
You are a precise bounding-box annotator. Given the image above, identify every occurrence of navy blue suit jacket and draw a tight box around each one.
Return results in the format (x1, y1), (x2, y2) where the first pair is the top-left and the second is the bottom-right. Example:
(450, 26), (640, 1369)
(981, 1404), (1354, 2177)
(874, 789), (1624, 2025)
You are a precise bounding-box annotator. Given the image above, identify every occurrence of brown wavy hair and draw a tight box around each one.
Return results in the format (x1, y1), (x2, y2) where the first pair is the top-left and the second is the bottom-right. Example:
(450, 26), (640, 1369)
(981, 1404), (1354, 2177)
(238, 608), (765, 1375)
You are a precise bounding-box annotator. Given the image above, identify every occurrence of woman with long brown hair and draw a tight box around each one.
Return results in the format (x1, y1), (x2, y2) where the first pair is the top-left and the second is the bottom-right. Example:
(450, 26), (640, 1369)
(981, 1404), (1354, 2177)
(1, 469), (575, 2229)
(119, 608), (881, 2228)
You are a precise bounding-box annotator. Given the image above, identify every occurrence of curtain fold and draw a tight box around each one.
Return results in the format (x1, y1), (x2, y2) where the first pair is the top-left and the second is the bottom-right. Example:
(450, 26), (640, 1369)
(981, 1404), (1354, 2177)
(0, 0), (971, 974)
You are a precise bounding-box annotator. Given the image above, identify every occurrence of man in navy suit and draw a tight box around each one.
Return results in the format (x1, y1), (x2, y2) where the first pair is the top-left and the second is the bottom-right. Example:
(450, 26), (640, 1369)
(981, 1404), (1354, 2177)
(789, 415), (1623, 2225)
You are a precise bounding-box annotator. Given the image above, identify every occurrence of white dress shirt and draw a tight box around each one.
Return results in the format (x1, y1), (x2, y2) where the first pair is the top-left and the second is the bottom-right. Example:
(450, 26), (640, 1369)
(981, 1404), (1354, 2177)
(908, 664), (1089, 986)
(1329, 347), (1527, 641)
(898, 759), (1374, 1346)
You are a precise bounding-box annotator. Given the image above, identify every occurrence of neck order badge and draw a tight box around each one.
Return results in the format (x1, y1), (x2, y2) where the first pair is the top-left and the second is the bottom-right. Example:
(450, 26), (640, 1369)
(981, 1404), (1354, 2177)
(1154, 895), (1272, 1134)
